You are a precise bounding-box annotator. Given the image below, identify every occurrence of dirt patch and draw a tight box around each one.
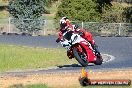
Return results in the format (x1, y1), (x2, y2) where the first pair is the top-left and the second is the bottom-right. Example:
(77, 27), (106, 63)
(0, 69), (132, 88)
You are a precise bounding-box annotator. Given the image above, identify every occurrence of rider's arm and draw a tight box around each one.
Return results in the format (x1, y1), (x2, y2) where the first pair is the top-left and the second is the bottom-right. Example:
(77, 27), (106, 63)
(56, 31), (63, 43)
(75, 28), (85, 36)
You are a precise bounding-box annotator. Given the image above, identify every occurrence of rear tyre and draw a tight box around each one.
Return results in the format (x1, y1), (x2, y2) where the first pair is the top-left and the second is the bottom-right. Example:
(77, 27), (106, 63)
(73, 47), (88, 67)
(94, 54), (103, 65)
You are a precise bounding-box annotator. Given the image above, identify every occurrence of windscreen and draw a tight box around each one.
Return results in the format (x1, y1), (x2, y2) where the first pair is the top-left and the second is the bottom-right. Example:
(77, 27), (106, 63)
(63, 31), (73, 41)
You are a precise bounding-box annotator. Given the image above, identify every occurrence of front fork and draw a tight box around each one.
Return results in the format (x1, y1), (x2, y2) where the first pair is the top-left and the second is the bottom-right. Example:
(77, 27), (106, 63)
(67, 45), (83, 59)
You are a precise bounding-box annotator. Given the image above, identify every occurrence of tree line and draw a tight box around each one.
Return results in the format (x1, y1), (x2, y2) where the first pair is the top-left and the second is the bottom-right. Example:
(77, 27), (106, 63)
(8, 0), (131, 34)
(55, 0), (132, 23)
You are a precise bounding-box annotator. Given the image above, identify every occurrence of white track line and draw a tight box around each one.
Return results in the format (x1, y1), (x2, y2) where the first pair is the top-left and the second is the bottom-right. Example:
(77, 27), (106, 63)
(102, 54), (115, 63)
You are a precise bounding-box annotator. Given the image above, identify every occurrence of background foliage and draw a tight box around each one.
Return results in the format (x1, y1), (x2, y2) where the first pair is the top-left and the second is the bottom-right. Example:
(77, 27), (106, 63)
(122, 6), (132, 23)
(55, 0), (132, 23)
(8, 0), (47, 34)
(55, 0), (101, 22)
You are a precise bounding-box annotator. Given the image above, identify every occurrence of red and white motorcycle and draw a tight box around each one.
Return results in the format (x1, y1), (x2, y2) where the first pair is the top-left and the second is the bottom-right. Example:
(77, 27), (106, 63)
(56, 30), (103, 67)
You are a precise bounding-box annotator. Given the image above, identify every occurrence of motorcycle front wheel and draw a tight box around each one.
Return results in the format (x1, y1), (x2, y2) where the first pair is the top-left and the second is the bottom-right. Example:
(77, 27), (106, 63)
(73, 47), (88, 67)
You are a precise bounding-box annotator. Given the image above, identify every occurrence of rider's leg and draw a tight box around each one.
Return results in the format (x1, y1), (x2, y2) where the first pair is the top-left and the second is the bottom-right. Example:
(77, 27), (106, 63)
(84, 32), (100, 55)
(92, 43), (100, 55)
(67, 50), (73, 59)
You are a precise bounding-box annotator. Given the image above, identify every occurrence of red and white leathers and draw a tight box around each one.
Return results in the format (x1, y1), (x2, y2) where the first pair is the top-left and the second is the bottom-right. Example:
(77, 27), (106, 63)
(57, 25), (98, 59)
(57, 17), (99, 58)
(75, 28), (95, 46)
(57, 24), (95, 47)
(57, 24), (75, 41)
(58, 17), (95, 45)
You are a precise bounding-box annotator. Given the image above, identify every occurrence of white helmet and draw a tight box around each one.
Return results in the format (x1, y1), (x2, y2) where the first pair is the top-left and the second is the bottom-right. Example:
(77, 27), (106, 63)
(60, 17), (70, 29)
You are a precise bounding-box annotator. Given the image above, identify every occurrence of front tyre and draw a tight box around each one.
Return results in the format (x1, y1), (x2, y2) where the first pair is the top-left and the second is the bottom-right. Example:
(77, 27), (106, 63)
(73, 47), (88, 67)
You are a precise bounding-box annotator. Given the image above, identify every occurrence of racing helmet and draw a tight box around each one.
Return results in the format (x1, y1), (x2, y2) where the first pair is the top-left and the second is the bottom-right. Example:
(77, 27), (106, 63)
(60, 17), (70, 29)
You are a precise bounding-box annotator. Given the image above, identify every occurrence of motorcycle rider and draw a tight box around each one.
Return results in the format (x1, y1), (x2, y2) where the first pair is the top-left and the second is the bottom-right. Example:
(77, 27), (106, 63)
(56, 17), (100, 57)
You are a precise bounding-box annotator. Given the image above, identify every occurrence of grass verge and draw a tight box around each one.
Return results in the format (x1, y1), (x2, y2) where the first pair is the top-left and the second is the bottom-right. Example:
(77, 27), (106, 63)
(9, 84), (50, 88)
(0, 10), (9, 19)
(0, 44), (77, 72)
(4, 70), (132, 88)
(9, 84), (132, 88)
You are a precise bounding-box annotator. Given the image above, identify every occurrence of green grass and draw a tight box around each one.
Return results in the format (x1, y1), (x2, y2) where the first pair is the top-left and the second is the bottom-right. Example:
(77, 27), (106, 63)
(0, 10), (9, 19)
(0, 44), (77, 72)
(43, 1), (61, 32)
(44, 1), (61, 20)
(9, 84), (50, 88)
(25, 84), (50, 88)
(0, 0), (8, 6)
(9, 84), (132, 88)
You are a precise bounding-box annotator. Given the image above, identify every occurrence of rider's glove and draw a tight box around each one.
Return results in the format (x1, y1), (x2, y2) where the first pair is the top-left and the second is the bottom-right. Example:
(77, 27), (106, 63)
(63, 44), (69, 47)
(78, 31), (84, 36)
(74, 24), (79, 29)
(56, 38), (60, 43)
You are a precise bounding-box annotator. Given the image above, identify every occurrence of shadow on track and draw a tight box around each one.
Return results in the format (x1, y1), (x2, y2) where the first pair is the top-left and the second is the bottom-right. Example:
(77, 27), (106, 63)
(57, 64), (95, 68)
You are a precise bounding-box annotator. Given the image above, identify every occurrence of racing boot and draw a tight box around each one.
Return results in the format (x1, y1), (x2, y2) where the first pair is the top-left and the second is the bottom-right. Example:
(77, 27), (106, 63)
(92, 44), (101, 56)
(67, 50), (74, 59)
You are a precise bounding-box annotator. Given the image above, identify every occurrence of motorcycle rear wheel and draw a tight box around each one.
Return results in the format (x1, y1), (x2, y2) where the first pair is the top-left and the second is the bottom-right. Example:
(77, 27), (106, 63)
(73, 47), (88, 67)
(94, 54), (103, 65)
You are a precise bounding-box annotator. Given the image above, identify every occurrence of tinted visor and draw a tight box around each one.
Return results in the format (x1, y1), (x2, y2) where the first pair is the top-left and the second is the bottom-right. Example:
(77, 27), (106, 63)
(60, 22), (67, 28)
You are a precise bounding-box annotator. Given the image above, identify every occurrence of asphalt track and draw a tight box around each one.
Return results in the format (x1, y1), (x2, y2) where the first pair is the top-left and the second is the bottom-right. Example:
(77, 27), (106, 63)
(0, 34), (132, 74)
